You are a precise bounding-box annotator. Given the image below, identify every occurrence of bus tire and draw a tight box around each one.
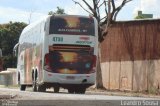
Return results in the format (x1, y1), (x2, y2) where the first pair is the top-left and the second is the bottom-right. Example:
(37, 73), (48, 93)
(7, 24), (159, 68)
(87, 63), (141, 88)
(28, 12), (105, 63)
(37, 85), (46, 92)
(32, 70), (38, 92)
(54, 86), (60, 93)
(68, 88), (74, 94)
(32, 76), (37, 92)
(20, 85), (26, 91)
(75, 88), (86, 94)
(18, 72), (20, 85)
(32, 80), (37, 92)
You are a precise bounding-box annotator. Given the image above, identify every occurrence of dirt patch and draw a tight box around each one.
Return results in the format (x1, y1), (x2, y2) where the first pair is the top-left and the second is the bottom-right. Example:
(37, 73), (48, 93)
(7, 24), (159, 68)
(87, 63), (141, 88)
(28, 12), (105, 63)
(87, 86), (160, 99)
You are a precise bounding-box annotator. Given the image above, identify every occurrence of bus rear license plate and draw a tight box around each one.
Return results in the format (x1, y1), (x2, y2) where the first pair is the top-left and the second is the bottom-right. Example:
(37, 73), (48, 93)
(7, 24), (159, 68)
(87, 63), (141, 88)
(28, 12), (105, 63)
(66, 76), (75, 79)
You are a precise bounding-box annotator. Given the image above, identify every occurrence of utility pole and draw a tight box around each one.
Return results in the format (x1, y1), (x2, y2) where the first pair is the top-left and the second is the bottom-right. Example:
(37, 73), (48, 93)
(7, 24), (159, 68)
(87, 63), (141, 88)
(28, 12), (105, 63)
(28, 10), (35, 24)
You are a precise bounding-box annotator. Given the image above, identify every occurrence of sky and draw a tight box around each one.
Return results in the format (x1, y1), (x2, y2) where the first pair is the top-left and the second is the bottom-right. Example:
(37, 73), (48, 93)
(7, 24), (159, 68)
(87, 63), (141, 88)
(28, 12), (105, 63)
(0, 0), (160, 24)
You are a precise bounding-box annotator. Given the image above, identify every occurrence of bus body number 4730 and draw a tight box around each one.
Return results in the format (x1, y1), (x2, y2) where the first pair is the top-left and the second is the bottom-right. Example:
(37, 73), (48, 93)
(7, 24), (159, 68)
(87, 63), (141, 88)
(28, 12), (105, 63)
(53, 37), (63, 42)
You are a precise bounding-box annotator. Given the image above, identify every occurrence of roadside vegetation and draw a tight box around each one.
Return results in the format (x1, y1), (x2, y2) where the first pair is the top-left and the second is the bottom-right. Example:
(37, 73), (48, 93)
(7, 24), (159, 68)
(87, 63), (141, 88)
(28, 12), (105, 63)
(0, 22), (27, 69)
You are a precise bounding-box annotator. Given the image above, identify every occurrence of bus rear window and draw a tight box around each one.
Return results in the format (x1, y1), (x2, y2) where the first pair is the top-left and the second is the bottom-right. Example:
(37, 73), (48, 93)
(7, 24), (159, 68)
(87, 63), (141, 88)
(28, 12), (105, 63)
(49, 16), (95, 36)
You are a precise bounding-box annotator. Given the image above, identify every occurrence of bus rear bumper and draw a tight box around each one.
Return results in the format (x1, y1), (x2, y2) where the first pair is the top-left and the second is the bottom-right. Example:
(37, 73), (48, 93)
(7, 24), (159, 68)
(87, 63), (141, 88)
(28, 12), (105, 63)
(42, 82), (94, 89)
(42, 71), (96, 87)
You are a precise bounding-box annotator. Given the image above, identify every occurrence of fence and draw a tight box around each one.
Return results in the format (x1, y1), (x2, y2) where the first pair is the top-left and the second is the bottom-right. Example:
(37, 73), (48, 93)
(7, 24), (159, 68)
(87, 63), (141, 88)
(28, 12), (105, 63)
(100, 19), (160, 92)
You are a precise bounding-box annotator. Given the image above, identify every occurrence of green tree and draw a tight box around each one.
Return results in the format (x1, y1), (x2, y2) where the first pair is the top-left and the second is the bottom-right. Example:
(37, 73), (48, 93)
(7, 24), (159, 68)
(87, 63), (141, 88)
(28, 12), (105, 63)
(135, 15), (145, 19)
(0, 22), (27, 69)
(48, 7), (65, 15)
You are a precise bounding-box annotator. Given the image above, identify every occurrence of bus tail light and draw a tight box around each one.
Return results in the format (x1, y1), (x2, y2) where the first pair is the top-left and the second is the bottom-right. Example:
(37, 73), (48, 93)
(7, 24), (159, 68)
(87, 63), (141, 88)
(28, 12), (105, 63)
(88, 55), (97, 74)
(44, 53), (52, 72)
(89, 69), (96, 74)
(92, 55), (97, 67)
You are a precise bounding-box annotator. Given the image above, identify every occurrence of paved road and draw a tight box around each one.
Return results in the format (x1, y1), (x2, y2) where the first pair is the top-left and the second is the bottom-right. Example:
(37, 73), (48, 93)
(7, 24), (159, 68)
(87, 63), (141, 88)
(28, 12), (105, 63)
(0, 88), (159, 106)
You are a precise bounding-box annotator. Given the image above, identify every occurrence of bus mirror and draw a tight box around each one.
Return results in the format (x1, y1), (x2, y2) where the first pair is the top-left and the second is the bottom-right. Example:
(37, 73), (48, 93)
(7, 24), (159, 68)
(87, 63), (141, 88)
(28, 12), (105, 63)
(0, 49), (2, 57)
(13, 50), (17, 57)
(13, 43), (19, 57)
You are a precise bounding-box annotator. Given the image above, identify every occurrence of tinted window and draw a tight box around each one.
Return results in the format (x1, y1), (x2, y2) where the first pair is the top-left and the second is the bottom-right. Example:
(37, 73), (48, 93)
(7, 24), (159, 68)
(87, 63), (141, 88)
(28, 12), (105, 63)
(49, 16), (95, 36)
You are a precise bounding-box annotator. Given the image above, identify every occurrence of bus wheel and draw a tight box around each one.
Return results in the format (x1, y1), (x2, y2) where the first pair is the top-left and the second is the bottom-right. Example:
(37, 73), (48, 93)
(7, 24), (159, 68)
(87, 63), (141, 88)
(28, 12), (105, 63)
(54, 86), (60, 93)
(20, 85), (26, 91)
(18, 72), (20, 85)
(38, 85), (46, 92)
(32, 81), (37, 92)
(32, 70), (38, 92)
(32, 77), (37, 92)
(75, 88), (86, 94)
(68, 88), (74, 94)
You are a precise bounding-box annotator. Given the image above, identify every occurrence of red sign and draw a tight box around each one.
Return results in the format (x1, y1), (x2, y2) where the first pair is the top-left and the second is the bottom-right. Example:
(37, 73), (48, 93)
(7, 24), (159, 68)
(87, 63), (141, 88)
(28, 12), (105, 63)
(79, 37), (90, 41)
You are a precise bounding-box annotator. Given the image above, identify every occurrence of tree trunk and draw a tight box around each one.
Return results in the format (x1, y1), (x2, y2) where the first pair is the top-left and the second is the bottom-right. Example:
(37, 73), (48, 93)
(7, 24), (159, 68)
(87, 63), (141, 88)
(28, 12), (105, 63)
(96, 45), (103, 88)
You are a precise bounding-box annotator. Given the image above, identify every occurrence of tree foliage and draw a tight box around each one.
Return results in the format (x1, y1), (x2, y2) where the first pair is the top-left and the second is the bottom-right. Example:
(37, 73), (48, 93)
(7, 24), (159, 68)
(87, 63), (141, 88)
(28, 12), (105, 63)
(0, 22), (27, 69)
(48, 6), (66, 15)
(135, 15), (145, 19)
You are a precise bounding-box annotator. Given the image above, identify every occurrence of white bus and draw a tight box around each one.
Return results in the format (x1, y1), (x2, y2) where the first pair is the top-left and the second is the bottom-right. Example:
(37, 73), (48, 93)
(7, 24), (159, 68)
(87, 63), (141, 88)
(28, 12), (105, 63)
(14, 15), (98, 93)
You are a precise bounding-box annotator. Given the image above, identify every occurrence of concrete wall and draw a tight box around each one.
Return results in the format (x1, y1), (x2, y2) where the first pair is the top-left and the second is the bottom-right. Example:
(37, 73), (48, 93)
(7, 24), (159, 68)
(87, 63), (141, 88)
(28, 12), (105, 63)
(0, 68), (17, 86)
(101, 60), (160, 91)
